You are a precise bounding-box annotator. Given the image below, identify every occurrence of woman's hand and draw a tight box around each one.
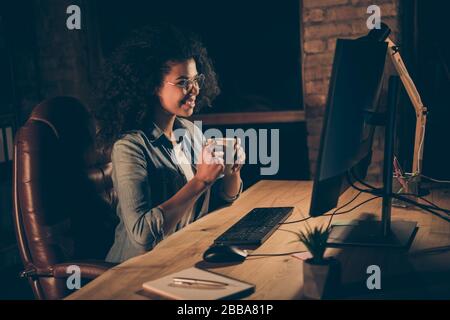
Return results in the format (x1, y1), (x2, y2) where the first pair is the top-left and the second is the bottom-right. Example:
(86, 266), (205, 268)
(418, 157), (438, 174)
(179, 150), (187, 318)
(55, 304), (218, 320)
(195, 141), (225, 184)
(230, 138), (246, 175)
(221, 138), (245, 200)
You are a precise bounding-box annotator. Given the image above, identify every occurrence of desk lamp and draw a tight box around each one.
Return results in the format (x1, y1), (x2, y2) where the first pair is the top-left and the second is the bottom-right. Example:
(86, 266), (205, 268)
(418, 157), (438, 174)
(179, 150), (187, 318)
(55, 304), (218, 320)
(366, 22), (428, 195)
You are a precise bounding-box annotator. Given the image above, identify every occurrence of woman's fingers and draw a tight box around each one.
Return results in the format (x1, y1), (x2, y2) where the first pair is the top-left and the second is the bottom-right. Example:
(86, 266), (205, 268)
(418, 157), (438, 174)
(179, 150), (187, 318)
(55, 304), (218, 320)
(233, 137), (241, 148)
(213, 156), (224, 165)
(231, 146), (246, 172)
(234, 145), (246, 164)
(204, 138), (245, 173)
(212, 157), (225, 174)
(212, 151), (224, 158)
(231, 163), (243, 173)
(237, 147), (246, 164)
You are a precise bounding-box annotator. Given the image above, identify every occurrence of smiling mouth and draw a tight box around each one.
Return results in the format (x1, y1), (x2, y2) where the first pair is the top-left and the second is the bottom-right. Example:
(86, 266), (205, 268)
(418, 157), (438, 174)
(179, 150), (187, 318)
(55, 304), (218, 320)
(181, 96), (196, 108)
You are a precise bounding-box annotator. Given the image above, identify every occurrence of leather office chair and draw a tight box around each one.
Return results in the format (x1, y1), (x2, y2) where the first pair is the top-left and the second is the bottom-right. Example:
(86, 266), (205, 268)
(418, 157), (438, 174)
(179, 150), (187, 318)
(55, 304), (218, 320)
(12, 97), (118, 300)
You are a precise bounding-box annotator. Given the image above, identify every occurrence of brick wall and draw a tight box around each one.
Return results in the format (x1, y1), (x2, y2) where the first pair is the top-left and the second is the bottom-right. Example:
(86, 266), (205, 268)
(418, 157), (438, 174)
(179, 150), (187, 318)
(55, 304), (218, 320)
(33, 0), (97, 103)
(301, 0), (401, 181)
(9, 0), (101, 123)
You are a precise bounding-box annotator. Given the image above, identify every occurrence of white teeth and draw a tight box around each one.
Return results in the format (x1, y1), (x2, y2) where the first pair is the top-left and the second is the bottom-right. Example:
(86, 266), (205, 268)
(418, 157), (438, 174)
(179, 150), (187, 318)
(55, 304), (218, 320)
(181, 96), (196, 108)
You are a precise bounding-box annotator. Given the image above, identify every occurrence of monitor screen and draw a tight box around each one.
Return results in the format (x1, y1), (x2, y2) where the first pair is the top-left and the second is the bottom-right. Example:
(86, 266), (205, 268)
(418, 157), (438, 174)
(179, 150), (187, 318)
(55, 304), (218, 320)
(309, 38), (387, 217)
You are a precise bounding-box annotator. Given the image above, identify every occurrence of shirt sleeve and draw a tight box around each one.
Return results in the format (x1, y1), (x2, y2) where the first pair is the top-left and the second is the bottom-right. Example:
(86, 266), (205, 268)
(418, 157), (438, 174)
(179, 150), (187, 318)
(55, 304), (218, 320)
(208, 174), (244, 212)
(111, 137), (165, 250)
(218, 175), (244, 203)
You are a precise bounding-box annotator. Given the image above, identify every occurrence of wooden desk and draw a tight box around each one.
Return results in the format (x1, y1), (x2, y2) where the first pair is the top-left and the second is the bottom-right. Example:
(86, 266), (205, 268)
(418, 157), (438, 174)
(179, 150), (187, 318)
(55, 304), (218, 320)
(66, 181), (450, 300)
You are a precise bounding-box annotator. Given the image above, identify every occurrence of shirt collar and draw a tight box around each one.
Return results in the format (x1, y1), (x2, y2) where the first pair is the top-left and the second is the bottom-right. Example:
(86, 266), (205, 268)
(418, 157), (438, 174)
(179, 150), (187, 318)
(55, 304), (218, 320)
(146, 117), (187, 143)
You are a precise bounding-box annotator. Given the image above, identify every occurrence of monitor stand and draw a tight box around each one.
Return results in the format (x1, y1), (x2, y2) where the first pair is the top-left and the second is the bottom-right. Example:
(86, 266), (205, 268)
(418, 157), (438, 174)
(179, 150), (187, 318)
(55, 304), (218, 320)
(327, 76), (418, 249)
(328, 220), (417, 247)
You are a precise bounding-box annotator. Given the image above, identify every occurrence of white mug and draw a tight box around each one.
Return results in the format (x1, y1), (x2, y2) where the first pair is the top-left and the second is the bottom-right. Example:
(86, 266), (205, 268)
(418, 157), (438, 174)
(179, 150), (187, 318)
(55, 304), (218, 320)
(210, 137), (236, 175)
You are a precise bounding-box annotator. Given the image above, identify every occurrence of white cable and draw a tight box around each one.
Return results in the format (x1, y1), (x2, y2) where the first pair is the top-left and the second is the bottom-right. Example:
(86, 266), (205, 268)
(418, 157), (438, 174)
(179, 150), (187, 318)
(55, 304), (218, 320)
(421, 175), (450, 184)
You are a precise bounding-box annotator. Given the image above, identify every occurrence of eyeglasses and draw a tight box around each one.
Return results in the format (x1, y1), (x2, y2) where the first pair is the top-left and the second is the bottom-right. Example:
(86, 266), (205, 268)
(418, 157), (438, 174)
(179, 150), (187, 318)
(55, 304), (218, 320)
(165, 74), (205, 92)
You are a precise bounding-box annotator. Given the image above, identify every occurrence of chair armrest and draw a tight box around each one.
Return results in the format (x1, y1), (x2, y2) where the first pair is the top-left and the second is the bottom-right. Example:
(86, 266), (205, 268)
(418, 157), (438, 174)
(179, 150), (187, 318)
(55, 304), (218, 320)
(51, 261), (117, 280)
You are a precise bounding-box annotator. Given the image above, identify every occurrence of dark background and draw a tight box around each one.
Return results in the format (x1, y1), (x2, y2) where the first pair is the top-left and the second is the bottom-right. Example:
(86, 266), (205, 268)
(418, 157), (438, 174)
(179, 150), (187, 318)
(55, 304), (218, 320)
(415, 1), (450, 179)
(95, 0), (303, 113)
(396, 0), (450, 178)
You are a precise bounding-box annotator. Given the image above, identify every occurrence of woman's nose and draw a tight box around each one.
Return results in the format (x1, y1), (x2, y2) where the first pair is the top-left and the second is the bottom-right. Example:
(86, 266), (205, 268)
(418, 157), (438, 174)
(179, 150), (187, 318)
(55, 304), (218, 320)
(189, 82), (200, 96)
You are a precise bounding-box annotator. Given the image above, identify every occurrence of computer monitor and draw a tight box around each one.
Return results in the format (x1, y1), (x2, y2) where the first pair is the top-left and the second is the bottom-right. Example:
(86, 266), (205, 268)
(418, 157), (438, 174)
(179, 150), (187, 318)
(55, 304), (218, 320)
(309, 38), (417, 247)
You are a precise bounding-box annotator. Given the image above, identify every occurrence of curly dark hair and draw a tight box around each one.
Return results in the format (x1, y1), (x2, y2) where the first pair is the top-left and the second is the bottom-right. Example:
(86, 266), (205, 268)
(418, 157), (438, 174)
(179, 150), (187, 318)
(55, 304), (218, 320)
(93, 24), (220, 151)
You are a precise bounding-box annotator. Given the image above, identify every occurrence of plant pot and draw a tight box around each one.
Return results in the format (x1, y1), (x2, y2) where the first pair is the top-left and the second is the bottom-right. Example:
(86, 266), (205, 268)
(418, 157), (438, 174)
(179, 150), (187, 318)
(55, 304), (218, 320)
(302, 257), (341, 300)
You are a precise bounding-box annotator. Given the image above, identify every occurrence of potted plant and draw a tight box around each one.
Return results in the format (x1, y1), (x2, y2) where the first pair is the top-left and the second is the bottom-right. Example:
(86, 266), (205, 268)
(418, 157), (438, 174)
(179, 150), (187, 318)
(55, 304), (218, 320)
(294, 224), (341, 299)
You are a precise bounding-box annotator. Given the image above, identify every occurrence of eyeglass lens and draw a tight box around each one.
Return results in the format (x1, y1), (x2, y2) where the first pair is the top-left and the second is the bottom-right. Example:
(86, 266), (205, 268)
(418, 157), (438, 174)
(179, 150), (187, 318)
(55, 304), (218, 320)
(180, 74), (204, 91)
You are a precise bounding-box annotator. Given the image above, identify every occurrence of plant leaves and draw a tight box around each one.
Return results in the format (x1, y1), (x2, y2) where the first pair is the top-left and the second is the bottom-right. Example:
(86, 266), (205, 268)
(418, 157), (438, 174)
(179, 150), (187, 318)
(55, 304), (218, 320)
(294, 224), (330, 263)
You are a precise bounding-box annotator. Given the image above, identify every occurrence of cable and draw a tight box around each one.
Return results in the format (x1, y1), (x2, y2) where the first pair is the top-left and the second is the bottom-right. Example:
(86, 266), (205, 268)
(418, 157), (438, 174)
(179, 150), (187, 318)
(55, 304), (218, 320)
(416, 197), (450, 214)
(346, 171), (450, 222)
(247, 250), (307, 257)
(397, 193), (450, 214)
(326, 195), (380, 229)
(349, 168), (450, 215)
(349, 169), (382, 195)
(256, 193), (365, 258)
(280, 191), (363, 226)
(421, 174), (450, 184)
(393, 195), (450, 222)
(350, 171), (383, 193)
(325, 191), (363, 229)
(279, 216), (311, 225)
(331, 196), (380, 216)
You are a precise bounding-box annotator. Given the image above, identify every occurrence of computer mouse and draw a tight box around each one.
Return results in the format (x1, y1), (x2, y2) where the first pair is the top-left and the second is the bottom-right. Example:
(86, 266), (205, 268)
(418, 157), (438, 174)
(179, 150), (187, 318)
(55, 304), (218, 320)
(203, 244), (248, 263)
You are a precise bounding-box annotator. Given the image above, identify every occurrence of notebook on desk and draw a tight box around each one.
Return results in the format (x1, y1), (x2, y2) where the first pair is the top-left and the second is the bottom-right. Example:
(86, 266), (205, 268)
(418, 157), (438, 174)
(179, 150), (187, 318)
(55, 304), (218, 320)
(142, 267), (255, 300)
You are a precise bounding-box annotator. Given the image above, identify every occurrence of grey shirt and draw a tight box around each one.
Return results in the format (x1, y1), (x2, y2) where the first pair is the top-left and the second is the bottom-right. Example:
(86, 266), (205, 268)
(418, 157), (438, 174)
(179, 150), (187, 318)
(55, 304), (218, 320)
(106, 117), (243, 263)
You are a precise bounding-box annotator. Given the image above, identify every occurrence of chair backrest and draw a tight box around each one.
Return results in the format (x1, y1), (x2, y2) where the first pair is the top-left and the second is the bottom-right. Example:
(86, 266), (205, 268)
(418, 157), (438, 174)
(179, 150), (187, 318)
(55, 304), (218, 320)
(12, 97), (118, 299)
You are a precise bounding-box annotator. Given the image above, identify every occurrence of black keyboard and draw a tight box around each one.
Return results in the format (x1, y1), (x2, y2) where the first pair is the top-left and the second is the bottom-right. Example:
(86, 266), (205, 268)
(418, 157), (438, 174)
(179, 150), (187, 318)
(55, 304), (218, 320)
(214, 207), (294, 246)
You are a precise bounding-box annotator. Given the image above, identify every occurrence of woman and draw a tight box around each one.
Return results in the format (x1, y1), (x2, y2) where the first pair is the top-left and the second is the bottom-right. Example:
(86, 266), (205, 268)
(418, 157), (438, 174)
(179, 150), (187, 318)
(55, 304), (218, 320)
(94, 25), (245, 263)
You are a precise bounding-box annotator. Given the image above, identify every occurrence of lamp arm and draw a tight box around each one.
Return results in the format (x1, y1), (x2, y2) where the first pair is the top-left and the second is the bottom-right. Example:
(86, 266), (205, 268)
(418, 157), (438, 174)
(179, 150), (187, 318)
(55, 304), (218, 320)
(385, 37), (428, 175)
